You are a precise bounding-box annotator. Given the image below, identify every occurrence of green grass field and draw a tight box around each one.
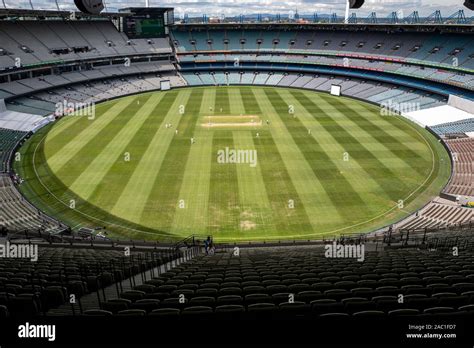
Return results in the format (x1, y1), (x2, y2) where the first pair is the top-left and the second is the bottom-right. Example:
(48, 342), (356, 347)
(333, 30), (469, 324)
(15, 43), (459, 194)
(15, 86), (451, 242)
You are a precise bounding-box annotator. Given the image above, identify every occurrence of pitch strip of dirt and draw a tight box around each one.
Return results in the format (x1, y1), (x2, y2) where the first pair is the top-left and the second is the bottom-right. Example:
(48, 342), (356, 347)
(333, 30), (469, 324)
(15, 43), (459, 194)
(201, 115), (263, 128)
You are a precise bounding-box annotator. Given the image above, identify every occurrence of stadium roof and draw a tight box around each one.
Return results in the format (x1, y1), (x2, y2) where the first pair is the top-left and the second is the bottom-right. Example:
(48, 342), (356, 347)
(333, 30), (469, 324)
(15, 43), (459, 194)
(0, 8), (130, 19)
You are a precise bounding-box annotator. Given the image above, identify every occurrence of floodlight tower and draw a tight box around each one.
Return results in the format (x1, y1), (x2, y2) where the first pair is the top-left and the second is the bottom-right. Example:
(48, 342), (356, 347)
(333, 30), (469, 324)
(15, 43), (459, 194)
(345, 0), (365, 23)
(344, 0), (350, 23)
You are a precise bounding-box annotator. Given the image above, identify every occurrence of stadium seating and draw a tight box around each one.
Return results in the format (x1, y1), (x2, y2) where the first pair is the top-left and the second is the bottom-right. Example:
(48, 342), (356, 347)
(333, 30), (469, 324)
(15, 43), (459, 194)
(177, 52), (474, 91)
(0, 62), (176, 100)
(172, 29), (473, 69)
(0, 174), (64, 232)
(1, 72), (187, 118)
(431, 118), (474, 136)
(0, 244), (182, 318)
(0, 128), (26, 172)
(43, 240), (474, 318)
(180, 71), (446, 110)
(397, 200), (474, 231)
(0, 20), (171, 70)
(444, 137), (474, 197)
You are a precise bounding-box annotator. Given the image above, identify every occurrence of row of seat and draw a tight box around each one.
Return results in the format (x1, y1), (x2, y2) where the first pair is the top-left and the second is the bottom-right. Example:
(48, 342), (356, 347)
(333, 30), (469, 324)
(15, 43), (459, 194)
(80, 302), (474, 319)
(0, 128), (26, 172)
(0, 245), (181, 318)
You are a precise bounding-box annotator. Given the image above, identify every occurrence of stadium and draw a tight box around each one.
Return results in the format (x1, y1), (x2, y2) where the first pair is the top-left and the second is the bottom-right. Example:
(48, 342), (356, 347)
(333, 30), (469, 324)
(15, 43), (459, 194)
(0, 0), (473, 344)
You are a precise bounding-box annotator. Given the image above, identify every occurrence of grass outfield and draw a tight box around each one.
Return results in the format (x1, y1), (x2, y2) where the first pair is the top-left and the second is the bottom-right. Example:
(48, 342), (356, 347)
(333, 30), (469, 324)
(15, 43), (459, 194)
(15, 86), (451, 242)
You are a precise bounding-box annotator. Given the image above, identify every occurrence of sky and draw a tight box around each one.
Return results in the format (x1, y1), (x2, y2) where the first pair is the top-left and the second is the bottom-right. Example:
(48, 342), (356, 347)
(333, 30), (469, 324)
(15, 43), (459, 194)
(3, 0), (471, 17)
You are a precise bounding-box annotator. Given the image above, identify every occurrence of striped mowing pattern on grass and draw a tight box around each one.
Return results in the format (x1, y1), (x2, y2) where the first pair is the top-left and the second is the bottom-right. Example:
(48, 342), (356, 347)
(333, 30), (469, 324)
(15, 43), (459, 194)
(15, 86), (450, 242)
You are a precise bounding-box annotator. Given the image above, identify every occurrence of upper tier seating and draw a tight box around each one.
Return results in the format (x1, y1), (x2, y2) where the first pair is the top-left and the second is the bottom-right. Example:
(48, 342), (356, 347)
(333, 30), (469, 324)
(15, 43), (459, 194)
(172, 29), (474, 70)
(0, 20), (172, 70)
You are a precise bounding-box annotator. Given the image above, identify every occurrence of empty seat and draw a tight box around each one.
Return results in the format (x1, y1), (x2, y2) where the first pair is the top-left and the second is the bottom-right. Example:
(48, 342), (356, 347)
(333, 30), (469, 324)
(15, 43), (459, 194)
(120, 290), (145, 302)
(149, 308), (180, 317)
(215, 305), (245, 314)
(272, 293), (291, 305)
(352, 310), (385, 317)
(388, 309), (419, 317)
(312, 302), (344, 315)
(216, 295), (243, 306)
(319, 312), (350, 318)
(266, 285), (287, 294)
(161, 297), (188, 309)
(133, 284), (156, 293)
(117, 309), (147, 316)
(41, 286), (67, 309)
(83, 309), (113, 316)
(245, 294), (272, 305)
(243, 286), (266, 295)
(0, 305), (8, 319)
(406, 297), (438, 310)
(195, 288), (218, 297)
(189, 297), (216, 307)
(345, 300), (377, 314)
(296, 291), (322, 303)
(247, 303), (276, 314)
(9, 294), (41, 318)
(219, 287), (242, 296)
(278, 302), (310, 316)
(423, 307), (455, 314)
(130, 299), (161, 312)
(182, 306), (213, 316)
(102, 299), (132, 314)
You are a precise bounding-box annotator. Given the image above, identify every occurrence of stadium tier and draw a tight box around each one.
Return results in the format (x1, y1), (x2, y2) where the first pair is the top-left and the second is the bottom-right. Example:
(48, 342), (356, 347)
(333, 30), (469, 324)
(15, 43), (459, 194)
(171, 26), (474, 91)
(431, 118), (474, 135)
(0, 174), (65, 233)
(0, 128), (26, 172)
(0, 243), (187, 318)
(171, 28), (474, 66)
(444, 137), (474, 197)
(0, 20), (171, 69)
(180, 71), (447, 109)
(8, 238), (471, 318)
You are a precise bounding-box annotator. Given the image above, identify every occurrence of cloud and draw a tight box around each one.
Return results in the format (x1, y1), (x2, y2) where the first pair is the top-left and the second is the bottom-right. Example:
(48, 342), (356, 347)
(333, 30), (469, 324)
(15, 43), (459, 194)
(2, 0), (469, 17)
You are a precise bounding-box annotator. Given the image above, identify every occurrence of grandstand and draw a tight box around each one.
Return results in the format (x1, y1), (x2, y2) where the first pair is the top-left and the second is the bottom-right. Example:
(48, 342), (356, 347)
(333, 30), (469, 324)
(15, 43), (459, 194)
(0, 2), (473, 345)
(0, 240), (190, 318)
(0, 128), (26, 172)
(444, 137), (474, 197)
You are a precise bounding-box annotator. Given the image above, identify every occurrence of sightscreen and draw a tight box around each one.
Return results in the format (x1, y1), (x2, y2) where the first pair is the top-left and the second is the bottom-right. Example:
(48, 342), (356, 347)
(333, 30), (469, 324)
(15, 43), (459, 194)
(330, 84), (341, 96)
(161, 80), (171, 90)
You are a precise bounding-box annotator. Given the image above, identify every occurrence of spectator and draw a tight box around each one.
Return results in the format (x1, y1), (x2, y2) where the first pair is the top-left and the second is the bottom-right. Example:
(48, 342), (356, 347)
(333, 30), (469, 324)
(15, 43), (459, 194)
(204, 236), (210, 255)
